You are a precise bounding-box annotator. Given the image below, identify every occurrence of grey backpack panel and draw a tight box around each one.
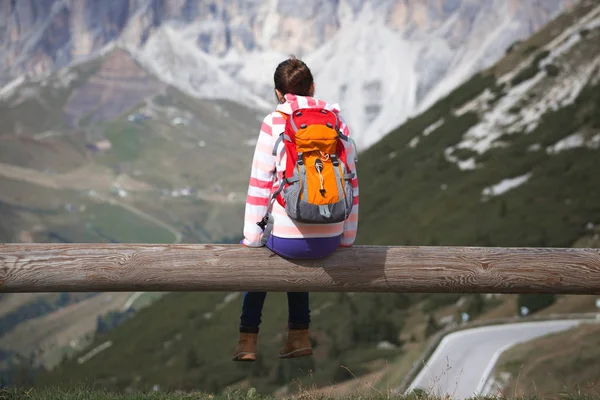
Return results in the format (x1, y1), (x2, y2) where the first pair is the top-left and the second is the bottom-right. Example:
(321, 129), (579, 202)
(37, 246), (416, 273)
(282, 178), (354, 224)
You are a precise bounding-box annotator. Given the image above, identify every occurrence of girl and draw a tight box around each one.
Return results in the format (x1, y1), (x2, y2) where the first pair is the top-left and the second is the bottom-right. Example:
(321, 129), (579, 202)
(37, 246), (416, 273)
(233, 56), (359, 362)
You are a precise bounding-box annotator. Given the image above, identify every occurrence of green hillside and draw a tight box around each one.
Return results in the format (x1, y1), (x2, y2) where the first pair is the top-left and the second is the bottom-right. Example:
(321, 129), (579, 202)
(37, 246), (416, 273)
(495, 322), (600, 398)
(356, 8), (600, 248)
(32, 291), (414, 393)
(0, 48), (262, 246)
(0, 48), (263, 382)
(357, 78), (600, 247)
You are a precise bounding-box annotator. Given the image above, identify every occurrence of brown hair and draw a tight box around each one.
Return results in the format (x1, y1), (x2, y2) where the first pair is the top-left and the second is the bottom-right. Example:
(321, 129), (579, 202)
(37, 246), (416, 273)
(274, 55), (314, 99)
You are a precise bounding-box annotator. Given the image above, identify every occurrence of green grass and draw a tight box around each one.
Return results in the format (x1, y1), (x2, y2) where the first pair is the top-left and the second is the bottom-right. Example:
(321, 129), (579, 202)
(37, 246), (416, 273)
(356, 68), (600, 248)
(0, 293), (96, 338)
(128, 293), (167, 312)
(104, 124), (143, 163)
(24, 293), (528, 396)
(0, 47), (263, 246)
(84, 203), (176, 243)
(492, 0), (599, 76)
(2, 386), (600, 400)
(0, 175), (175, 244)
(496, 323), (600, 398)
(32, 291), (414, 394)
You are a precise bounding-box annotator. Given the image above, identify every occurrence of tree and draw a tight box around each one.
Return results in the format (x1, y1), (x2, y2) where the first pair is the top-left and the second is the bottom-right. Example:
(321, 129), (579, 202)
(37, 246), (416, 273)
(56, 292), (70, 307)
(276, 361), (293, 385)
(59, 353), (69, 368)
(250, 356), (268, 378)
(185, 348), (199, 370)
(545, 64), (560, 77)
(499, 200), (507, 218)
(424, 314), (440, 338)
(95, 315), (107, 335)
(517, 294), (556, 315)
(349, 295), (403, 346)
(429, 237), (440, 246)
(466, 294), (485, 317)
(391, 294), (411, 310)
(328, 338), (341, 359)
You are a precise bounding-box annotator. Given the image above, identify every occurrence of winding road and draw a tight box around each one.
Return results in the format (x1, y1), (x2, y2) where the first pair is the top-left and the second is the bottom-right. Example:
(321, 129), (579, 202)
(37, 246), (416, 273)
(405, 319), (588, 399)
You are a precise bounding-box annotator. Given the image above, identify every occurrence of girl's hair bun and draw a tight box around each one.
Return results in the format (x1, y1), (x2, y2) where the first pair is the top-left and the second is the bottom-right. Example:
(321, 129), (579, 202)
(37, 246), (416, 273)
(274, 55), (314, 97)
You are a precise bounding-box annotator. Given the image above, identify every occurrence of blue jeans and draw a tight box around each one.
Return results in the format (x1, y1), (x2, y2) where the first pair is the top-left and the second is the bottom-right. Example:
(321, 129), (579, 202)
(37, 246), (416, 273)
(239, 234), (341, 332)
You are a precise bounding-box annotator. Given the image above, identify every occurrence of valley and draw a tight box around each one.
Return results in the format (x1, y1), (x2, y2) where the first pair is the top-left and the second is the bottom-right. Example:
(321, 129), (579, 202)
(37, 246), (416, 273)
(0, 48), (262, 380)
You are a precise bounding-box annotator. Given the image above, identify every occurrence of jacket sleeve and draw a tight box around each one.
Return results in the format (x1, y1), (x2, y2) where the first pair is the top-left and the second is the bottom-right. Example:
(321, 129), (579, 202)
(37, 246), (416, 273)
(242, 113), (277, 247)
(339, 117), (359, 247)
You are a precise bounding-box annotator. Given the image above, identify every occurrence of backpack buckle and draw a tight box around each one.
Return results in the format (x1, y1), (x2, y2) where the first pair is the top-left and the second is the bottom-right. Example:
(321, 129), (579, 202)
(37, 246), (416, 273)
(331, 154), (339, 167)
(257, 215), (269, 230)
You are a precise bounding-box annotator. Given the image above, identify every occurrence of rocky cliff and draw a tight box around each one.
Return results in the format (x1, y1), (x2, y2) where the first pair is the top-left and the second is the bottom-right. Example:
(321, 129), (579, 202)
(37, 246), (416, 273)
(0, 0), (576, 148)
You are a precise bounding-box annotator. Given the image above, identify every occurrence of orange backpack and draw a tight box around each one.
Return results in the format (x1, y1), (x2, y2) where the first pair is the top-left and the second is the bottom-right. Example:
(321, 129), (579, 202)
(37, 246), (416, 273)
(257, 107), (356, 240)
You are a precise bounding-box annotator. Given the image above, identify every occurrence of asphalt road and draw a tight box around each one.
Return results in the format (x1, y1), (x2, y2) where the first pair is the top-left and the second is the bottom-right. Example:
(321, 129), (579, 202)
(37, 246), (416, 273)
(405, 320), (585, 399)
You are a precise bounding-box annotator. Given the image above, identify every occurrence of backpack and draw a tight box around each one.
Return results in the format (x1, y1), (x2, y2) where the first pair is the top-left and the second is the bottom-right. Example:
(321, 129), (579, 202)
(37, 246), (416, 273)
(257, 107), (357, 242)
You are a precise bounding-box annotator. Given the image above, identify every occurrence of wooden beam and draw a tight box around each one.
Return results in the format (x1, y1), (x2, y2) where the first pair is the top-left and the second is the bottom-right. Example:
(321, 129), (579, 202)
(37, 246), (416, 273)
(1, 243), (599, 294)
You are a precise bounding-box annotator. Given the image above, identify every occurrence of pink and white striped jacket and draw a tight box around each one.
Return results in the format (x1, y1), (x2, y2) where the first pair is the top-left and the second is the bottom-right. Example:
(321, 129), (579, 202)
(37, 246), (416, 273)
(242, 94), (359, 248)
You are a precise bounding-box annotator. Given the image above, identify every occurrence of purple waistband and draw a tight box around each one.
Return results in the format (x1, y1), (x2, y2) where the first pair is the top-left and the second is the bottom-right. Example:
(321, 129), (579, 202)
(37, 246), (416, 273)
(266, 235), (342, 260)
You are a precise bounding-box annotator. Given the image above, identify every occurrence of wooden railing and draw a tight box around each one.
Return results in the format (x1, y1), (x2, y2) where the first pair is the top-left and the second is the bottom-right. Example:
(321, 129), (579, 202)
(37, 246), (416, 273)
(1, 243), (599, 294)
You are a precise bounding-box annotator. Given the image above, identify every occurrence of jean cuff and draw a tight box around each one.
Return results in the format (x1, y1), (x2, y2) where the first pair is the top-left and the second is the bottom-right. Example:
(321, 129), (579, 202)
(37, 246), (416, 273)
(240, 326), (259, 334)
(288, 322), (310, 330)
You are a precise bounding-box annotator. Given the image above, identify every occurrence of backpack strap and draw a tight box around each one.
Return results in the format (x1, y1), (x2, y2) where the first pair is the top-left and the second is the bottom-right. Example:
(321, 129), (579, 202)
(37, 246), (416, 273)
(337, 130), (358, 163)
(258, 109), (295, 243)
(257, 174), (299, 244)
(272, 111), (291, 156)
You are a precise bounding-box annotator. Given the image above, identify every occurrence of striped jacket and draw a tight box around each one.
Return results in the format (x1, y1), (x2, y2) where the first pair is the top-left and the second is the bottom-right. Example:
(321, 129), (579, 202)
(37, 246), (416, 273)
(242, 94), (359, 247)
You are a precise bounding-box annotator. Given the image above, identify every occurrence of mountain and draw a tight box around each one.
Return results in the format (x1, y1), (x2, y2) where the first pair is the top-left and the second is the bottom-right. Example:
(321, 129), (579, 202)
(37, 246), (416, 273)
(21, 0), (600, 396)
(1, 0), (576, 150)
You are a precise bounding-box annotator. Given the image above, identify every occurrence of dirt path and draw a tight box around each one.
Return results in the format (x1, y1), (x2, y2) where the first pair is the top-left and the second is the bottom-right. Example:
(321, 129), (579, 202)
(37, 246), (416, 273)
(88, 191), (183, 243)
(0, 161), (151, 192)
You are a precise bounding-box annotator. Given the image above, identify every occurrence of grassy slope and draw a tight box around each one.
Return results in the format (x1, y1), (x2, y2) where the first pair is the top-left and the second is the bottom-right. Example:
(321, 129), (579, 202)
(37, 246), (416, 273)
(350, 4), (600, 394)
(0, 50), (260, 380)
(495, 322), (600, 399)
(32, 291), (565, 396)
(492, 0), (599, 77)
(6, 387), (592, 400)
(355, 13), (600, 248)
(34, 291), (417, 394)
(0, 175), (176, 244)
(0, 49), (261, 246)
(0, 293), (132, 367)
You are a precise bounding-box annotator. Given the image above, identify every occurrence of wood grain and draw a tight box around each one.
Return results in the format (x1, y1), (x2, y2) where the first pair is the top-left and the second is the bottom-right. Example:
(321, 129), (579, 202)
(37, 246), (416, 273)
(1, 244), (599, 294)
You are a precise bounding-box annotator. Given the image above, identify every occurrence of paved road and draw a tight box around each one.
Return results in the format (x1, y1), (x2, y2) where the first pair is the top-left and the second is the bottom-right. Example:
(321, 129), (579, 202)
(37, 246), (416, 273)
(406, 320), (585, 399)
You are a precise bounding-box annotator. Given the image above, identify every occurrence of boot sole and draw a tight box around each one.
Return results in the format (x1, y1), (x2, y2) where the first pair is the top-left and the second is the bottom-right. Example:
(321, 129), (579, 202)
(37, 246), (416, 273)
(232, 352), (256, 362)
(278, 348), (313, 359)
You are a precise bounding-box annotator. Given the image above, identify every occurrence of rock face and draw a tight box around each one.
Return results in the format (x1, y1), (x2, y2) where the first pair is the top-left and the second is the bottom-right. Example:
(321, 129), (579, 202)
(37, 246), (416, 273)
(0, 0), (576, 149)
(63, 49), (166, 127)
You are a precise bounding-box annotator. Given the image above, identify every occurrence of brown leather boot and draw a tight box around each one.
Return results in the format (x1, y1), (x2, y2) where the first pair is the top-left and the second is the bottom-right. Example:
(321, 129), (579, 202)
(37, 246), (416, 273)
(232, 332), (258, 362)
(278, 329), (313, 359)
